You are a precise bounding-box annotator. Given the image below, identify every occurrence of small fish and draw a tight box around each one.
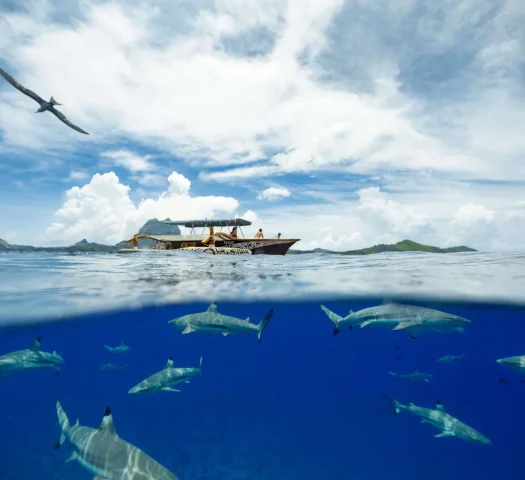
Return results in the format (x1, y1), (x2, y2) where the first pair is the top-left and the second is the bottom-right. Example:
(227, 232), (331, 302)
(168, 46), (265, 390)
(498, 377), (511, 385)
(390, 370), (432, 383)
(438, 354), (466, 364)
(395, 356), (403, 361)
(99, 363), (127, 371)
(104, 342), (131, 354)
(393, 345), (401, 350)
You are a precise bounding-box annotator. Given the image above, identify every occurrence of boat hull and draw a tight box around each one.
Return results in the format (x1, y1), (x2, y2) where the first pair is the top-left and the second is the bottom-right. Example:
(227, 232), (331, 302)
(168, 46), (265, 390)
(148, 238), (298, 255)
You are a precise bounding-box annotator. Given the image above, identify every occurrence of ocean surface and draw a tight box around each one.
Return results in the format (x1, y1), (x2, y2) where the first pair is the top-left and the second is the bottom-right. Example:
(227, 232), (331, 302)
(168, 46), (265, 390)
(1, 251), (525, 479)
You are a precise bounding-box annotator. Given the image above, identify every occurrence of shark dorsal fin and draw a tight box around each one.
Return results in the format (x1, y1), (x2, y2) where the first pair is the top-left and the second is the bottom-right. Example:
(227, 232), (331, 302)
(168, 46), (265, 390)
(166, 356), (174, 368)
(29, 337), (41, 351)
(99, 406), (117, 435)
(207, 303), (218, 313)
(244, 316), (250, 322)
(348, 310), (353, 315)
(436, 401), (445, 412)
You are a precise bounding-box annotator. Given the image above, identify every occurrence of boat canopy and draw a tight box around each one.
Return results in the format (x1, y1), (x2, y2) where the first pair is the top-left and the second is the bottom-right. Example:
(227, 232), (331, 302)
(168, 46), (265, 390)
(164, 218), (252, 228)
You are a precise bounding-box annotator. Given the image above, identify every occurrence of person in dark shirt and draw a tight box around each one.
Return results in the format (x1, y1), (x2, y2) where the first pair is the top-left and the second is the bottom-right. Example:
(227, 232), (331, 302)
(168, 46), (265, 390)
(231, 226), (238, 238)
(277, 233), (281, 239)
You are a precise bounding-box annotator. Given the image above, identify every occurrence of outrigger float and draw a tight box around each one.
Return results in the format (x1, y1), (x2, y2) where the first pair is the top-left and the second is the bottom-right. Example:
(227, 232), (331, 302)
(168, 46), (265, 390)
(118, 218), (300, 255)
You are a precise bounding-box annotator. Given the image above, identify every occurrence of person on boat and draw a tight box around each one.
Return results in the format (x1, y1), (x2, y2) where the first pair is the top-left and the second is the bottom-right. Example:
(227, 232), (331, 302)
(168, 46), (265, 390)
(231, 226), (238, 238)
(277, 233), (281, 239)
(255, 228), (264, 239)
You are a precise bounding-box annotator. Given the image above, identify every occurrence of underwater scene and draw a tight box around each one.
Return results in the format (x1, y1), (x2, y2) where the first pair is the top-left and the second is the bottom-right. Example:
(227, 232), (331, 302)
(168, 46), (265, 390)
(1, 297), (525, 480)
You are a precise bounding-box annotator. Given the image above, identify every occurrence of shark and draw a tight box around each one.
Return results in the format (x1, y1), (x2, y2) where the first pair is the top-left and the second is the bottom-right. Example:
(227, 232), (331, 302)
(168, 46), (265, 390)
(128, 356), (202, 394)
(104, 342), (131, 354)
(389, 370), (433, 383)
(0, 337), (63, 375)
(54, 401), (179, 479)
(384, 395), (491, 445)
(100, 363), (127, 371)
(354, 301), (470, 338)
(438, 354), (466, 364)
(168, 303), (274, 344)
(496, 354), (525, 373)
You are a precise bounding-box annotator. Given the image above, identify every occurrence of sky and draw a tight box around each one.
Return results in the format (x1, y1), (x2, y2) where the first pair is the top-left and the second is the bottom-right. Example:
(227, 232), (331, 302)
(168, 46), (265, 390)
(0, 0), (524, 250)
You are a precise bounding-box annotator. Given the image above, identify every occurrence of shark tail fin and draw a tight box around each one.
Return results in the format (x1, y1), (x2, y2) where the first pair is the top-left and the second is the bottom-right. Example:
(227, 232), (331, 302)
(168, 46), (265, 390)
(199, 356), (203, 374)
(383, 394), (405, 415)
(320, 305), (342, 335)
(257, 308), (274, 344)
(104, 345), (112, 354)
(55, 401), (70, 450)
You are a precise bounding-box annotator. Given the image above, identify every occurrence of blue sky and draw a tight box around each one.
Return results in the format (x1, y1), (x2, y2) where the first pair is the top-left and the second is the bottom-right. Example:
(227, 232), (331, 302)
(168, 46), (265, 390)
(0, 0), (524, 250)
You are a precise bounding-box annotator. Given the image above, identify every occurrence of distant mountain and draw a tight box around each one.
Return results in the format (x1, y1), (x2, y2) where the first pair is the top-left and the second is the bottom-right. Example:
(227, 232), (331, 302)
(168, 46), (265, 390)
(0, 218), (181, 253)
(114, 218), (180, 250)
(288, 239), (476, 255)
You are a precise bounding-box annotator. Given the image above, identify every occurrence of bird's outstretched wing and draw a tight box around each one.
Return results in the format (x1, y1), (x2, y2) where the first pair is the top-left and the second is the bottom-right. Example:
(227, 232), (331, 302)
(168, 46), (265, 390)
(0, 68), (44, 105)
(49, 108), (89, 135)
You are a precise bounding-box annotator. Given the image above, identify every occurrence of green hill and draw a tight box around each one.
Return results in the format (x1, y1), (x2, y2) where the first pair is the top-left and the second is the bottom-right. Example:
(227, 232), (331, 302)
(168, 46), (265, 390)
(289, 239), (476, 255)
(0, 218), (180, 253)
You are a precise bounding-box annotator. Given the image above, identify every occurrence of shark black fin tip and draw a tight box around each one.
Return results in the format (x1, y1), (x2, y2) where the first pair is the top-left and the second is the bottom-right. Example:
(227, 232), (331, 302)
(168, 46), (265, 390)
(436, 400), (442, 405)
(333, 328), (340, 335)
(169, 356), (174, 360)
(54, 441), (61, 450)
(104, 406), (111, 416)
(348, 325), (352, 330)
(37, 336), (42, 342)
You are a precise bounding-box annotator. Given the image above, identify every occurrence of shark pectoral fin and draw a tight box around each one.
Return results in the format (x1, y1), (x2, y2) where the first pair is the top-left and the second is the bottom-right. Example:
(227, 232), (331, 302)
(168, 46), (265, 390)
(392, 321), (419, 331)
(182, 326), (196, 334)
(435, 431), (453, 438)
(161, 387), (181, 392)
(222, 332), (231, 336)
(65, 452), (77, 462)
(420, 419), (429, 424)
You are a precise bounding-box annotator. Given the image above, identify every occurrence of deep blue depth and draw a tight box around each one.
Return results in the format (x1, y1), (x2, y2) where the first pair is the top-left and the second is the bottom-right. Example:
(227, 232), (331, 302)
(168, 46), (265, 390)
(1, 299), (524, 479)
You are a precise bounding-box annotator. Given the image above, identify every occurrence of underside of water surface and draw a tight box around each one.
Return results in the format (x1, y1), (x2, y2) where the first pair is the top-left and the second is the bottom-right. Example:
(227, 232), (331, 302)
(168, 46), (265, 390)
(1, 298), (524, 480)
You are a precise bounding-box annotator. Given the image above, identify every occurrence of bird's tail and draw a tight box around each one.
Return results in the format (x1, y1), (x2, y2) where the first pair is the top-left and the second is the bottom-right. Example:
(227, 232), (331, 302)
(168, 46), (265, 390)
(257, 308), (274, 344)
(50, 97), (61, 105)
(54, 401), (71, 450)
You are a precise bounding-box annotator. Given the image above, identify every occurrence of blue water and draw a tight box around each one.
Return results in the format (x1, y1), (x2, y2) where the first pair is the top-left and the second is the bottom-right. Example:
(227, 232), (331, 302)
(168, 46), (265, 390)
(1, 252), (525, 479)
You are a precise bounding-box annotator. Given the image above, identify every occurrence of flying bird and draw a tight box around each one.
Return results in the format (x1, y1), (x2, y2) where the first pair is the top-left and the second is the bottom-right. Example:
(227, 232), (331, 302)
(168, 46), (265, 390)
(0, 68), (89, 135)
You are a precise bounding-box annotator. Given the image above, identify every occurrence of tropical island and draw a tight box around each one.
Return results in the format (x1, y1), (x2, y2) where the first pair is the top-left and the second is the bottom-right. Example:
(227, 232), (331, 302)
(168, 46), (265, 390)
(0, 219), (475, 255)
(287, 239), (476, 255)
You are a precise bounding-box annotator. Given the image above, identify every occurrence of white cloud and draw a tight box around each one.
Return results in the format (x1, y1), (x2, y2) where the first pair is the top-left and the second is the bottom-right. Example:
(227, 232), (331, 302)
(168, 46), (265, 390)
(66, 171), (89, 182)
(167, 171), (191, 195)
(1, 0), (523, 184)
(453, 204), (495, 223)
(241, 210), (258, 223)
(46, 171), (241, 245)
(258, 186), (291, 201)
(101, 150), (155, 172)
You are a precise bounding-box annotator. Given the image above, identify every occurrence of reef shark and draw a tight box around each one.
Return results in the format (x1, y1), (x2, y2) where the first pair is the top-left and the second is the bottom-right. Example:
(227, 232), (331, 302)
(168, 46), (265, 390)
(389, 370), (433, 383)
(55, 401), (178, 479)
(438, 354), (466, 364)
(385, 395), (491, 445)
(168, 303), (274, 344)
(348, 301), (470, 338)
(128, 356), (202, 394)
(0, 337), (63, 375)
(496, 354), (525, 373)
(104, 342), (131, 354)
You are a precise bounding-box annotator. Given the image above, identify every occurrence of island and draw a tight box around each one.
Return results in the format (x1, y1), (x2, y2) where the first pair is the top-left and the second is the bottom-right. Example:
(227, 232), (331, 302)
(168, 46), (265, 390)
(287, 239), (476, 255)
